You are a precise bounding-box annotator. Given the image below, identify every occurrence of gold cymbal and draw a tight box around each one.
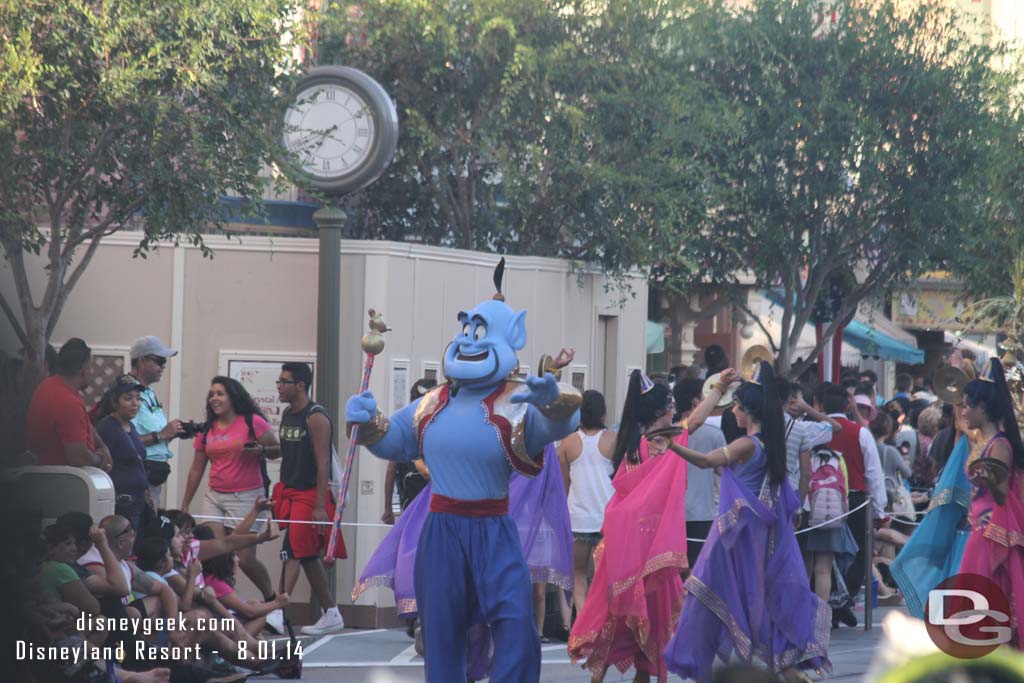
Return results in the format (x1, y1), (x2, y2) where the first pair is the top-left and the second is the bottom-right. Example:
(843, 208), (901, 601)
(702, 372), (736, 407)
(740, 344), (774, 381)
(933, 365), (968, 404)
(523, 353), (561, 381)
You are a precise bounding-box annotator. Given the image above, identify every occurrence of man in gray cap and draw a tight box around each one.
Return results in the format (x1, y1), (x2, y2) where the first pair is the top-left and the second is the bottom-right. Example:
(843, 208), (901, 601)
(128, 335), (183, 504)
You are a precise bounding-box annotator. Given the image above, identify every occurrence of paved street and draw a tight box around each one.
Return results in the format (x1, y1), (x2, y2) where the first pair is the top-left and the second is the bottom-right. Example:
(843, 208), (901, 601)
(251, 606), (894, 682)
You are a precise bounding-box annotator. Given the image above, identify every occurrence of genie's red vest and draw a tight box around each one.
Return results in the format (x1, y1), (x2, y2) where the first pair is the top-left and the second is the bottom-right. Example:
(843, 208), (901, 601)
(412, 381), (544, 478)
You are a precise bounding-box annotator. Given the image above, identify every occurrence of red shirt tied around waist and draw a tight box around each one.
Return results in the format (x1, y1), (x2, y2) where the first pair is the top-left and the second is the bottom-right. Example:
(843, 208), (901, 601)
(272, 482), (347, 560)
(26, 376), (96, 466)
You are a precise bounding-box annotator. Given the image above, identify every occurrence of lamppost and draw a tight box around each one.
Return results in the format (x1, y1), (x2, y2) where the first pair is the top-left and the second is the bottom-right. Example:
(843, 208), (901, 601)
(280, 65), (399, 607)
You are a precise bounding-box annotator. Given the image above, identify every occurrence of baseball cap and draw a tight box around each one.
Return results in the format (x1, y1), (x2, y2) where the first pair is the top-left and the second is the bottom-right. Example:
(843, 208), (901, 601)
(130, 335), (178, 360)
(854, 393), (878, 420)
(112, 374), (145, 396)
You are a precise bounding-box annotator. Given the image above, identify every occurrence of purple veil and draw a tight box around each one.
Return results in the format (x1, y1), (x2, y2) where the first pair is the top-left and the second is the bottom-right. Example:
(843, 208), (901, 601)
(664, 467), (831, 681)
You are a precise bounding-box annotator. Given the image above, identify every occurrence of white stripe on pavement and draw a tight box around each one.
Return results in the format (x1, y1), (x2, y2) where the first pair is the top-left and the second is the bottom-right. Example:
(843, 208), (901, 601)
(387, 644), (420, 665)
(300, 635), (334, 655)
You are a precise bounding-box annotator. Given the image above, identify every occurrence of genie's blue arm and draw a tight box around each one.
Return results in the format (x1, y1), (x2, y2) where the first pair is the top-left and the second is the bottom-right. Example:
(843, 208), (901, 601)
(364, 400), (420, 462)
(524, 404), (580, 458)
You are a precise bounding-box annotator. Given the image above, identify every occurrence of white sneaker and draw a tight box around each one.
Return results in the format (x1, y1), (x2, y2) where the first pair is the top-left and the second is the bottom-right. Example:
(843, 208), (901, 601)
(265, 608), (286, 635)
(301, 607), (345, 635)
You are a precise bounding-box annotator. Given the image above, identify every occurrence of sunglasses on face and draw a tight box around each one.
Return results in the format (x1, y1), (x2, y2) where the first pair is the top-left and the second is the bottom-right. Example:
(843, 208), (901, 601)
(146, 356), (167, 367)
(275, 379), (297, 385)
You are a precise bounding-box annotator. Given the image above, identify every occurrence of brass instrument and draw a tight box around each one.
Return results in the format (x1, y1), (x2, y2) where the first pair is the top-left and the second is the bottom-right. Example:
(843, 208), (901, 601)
(740, 344), (774, 381)
(933, 365), (968, 405)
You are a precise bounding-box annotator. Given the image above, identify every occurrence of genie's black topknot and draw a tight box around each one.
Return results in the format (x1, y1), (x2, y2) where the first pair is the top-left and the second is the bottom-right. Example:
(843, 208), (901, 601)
(492, 257), (506, 301)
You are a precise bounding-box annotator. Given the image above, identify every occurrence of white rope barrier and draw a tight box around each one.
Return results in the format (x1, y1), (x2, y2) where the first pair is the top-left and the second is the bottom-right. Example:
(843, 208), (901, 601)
(190, 513), (390, 528)
(793, 499), (871, 536)
(191, 498), (910, 540)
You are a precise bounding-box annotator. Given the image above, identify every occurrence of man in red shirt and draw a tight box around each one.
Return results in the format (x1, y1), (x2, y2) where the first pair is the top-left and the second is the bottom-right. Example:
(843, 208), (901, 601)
(25, 338), (112, 471)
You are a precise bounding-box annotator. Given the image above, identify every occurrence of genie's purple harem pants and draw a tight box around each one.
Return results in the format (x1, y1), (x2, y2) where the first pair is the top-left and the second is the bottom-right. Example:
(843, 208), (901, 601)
(414, 494), (541, 683)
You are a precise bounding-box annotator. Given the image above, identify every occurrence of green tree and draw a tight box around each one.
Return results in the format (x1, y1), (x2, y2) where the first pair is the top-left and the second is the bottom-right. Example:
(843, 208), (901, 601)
(319, 0), (721, 284)
(0, 0), (307, 389)
(944, 64), (1024, 358)
(674, 0), (1006, 375)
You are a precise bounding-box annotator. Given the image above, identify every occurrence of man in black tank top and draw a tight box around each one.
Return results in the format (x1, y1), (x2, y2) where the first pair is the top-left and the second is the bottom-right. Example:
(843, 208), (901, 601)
(273, 362), (347, 635)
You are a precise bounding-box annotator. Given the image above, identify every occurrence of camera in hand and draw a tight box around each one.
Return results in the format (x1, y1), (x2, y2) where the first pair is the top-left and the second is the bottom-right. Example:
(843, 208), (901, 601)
(178, 420), (208, 438)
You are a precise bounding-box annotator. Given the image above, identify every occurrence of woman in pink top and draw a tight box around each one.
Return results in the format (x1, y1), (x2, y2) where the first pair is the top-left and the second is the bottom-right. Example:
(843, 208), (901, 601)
(181, 376), (280, 605)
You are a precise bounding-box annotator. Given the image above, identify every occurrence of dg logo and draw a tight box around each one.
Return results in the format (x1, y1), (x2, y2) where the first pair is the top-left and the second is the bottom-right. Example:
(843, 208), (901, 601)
(926, 573), (1012, 658)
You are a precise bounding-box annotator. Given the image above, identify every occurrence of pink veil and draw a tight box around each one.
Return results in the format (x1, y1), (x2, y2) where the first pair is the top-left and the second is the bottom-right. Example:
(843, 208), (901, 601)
(569, 433), (689, 678)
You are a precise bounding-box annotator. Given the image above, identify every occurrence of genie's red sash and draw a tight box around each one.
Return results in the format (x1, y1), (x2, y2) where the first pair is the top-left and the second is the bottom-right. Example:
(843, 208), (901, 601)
(429, 493), (509, 516)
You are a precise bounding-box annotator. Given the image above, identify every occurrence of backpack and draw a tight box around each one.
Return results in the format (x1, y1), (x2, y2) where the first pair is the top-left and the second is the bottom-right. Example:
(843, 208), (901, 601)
(808, 445), (848, 529)
(305, 402), (344, 504)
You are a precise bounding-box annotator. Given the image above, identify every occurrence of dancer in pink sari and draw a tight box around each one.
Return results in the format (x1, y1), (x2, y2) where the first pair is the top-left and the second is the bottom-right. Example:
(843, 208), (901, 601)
(957, 358), (1024, 649)
(569, 369), (734, 682)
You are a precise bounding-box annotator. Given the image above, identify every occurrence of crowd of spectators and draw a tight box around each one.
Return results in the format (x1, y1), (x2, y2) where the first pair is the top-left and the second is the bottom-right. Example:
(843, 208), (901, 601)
(15, 498), (294, 682)
(11, 336), (316, 681)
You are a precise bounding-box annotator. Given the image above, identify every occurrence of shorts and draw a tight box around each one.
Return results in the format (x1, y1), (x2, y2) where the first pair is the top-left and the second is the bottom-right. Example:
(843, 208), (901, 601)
(272, 483), (346, 561)
(203, 487), (267, 532)
(572, 531), (602, 545)
(279, 511), (328, 561)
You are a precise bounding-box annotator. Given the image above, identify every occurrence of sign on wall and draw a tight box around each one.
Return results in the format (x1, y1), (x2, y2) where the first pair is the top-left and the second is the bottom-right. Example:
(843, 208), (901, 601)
(219, 351), (317, 432)
(391, 360), (410, 412)
(892, 288), (994, 333)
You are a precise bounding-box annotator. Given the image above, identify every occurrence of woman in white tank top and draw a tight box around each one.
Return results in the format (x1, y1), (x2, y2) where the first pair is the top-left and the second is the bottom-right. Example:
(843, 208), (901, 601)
(557, 390), (616, 620)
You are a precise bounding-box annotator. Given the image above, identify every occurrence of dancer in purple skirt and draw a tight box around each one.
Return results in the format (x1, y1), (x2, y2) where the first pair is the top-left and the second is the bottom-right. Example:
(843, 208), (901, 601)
(663, 361), (830, 683)
(353, 440), (573, 680)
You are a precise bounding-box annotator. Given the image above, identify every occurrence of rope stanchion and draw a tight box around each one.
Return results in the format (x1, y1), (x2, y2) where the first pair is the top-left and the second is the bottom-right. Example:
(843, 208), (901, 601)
(864, 500), (874, 632)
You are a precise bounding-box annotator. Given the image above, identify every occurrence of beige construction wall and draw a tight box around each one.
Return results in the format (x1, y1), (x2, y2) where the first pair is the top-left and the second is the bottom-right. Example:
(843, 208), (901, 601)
(1, 232), (647, 620)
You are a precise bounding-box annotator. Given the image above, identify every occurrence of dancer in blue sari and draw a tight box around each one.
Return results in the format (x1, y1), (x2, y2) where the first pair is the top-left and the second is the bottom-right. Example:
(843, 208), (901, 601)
(889, 433), (970, 618)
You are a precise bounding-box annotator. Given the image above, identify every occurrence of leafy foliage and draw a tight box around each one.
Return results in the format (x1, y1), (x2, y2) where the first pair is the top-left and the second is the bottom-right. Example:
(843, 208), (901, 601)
(319, 0), (725, 286)
(675, 0), (1007, 374)
(0, 0), (307, 379)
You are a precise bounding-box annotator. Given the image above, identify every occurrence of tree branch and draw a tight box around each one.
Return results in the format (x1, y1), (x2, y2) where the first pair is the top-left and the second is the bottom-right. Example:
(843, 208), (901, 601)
(6, 239), (38, 318)
(76, 195), (146, 245)
(53, 124), (116, 213)
(47, 230), (107, 338)
(0, 290), (28, 349)
(739, 301), (779, 353)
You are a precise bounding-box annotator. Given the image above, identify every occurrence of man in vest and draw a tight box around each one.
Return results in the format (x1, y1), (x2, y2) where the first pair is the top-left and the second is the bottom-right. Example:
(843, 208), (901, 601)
(815, 383), (888, 628)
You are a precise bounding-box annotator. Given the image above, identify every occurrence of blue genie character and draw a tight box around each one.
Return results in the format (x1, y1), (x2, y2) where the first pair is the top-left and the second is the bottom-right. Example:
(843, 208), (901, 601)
(345, 259), (581, 682)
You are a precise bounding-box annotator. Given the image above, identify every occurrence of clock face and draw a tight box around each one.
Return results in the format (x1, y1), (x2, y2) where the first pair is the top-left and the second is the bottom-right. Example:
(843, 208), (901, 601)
(283, 83), (377, 180)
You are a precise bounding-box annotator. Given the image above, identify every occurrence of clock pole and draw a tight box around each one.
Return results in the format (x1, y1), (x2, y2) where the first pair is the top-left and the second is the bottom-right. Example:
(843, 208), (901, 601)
(281, 64), (398, 629)
(314, 203), (346, 438)
(313, 202), (345, 618)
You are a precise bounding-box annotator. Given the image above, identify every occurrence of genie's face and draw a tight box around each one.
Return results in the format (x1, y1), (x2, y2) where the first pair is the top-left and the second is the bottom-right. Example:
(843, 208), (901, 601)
(443, 300), (526, 386)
